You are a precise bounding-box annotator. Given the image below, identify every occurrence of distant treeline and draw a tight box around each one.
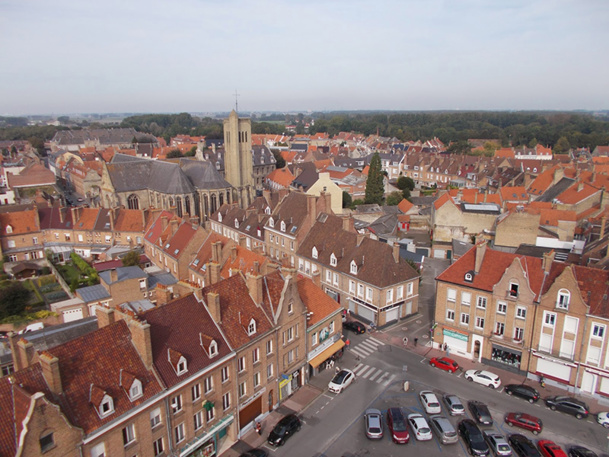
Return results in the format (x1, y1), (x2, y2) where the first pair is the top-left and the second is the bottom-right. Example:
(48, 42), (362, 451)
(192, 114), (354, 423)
(2, 111), (609, 153)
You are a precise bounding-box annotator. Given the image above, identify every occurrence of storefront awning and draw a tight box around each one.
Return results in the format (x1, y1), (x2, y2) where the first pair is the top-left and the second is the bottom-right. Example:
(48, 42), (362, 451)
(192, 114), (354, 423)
(309, 340), (345, 368)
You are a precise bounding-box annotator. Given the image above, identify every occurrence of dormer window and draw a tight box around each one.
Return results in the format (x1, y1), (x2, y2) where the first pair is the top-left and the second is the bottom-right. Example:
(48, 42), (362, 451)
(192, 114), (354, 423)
(247, 318), (256, 336)
(129, 379), (143, 400)
(100, 395), (114, 417)
(218, 213), (223, 222)
(177, 358), (187, 374)
(265, 207), (271, 215)
(464, 272), (473, 282)
(209, 340), (218, 357)
(168, 348), (188, 375)
(234, 218), (239, 228)
(330, 253), (337, 267)
(557, 289), (570, 310)
(257, 227), (261, 237)
(200, 334), (218, 358)
(5, 225), (12, 234)
(268, 217), (274, 228)
(350, 260), (357, 275)
(281, 221), (286, 232)
(312, 246), (318, 259)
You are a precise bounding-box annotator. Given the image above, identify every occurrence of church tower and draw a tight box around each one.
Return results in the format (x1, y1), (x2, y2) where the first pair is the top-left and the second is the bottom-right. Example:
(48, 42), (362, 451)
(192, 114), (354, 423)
(223, 110), (255, 208)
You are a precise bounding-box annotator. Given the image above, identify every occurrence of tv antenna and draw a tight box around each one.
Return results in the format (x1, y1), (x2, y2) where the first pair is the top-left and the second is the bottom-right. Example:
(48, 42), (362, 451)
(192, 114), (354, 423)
(234, 90), (240, 113)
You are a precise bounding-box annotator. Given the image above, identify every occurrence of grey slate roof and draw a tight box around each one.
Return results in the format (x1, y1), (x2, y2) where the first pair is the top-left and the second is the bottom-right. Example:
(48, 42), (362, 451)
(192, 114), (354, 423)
(77, 284), (111, 302)
(119, 300), (156, 314)
(13, 317), (99, 352)
(99, 266), (147, 285)
(536, 177), (576, 203)
(51, 128), (156, 146)
(147, 271), (178, 288)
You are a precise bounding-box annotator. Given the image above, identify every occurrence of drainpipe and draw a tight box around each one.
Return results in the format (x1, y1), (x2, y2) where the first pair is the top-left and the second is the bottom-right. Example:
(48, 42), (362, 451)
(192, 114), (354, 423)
(573, 314), (590, 395)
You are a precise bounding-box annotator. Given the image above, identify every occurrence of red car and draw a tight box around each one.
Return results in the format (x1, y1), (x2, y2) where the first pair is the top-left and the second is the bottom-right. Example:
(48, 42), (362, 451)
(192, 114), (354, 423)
(429, 357), (459, 373)
(538, 440), (567, 457)
(505, 412), (543, 435)
(386, 407), (410, 444)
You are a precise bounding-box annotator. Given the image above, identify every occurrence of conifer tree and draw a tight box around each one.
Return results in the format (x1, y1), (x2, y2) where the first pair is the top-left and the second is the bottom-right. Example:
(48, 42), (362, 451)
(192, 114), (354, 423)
(364, 152), (384, 204)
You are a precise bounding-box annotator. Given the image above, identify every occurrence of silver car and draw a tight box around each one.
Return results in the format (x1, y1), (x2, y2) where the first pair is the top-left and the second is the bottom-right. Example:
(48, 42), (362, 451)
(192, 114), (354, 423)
(443, 394), (465, 416)
(364, 408), (383, 439)
(484, 431), (512, 456)
(429, 415), (458, 444)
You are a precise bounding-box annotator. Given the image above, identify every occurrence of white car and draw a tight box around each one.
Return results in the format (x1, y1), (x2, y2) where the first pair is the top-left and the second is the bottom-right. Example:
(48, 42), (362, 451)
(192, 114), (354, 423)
(465, 369), (501, 389)
(328, 369), (355, 394)
(407, 413), (432, 441)
(597, 412), (609, 428)
(419, 390), (442, 414)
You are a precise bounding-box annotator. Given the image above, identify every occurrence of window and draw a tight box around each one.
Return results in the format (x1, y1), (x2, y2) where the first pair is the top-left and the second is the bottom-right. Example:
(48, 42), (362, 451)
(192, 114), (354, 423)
(326, 270), (332, 283)
(176, 357), (187, 375)
(40, 432), (54, 452)
(330, 253), (337, 266)
(287, 348), (297, 365)
(514, 327), (524, 341)
(7, 240), (15, 248)
(285, 327), (294, 343)
(333, 272), (338, 286)
(100, 396), (114, 417)
(253, 347), (260, 364)
(174, 423), (185, 443)
(221, 366), (229, 383)
(475, 317), (485, 329)
(204, 376), (213, 394)
(461, 292), (471, 306)
(592, 324), (606, 339)
(288, 302), (293, 314)
(387, 288), (393, 303)
(238, 356), (246, 372)
(248, 319), (256, 335)
(349, 280), (355, 294)
(254, 372), (261, 388)
(150, 408), (162, 429)
(509, 282), (519, 298)
(557, 290), (570, 310)
(447, 288), (456, 302)
(366, 287), (373, 301)
(397, 285), (404, 300)
(239, 381), (247, 397)
(209, 340), (218, 357)
(477, 296), (487, 309)
(129, 380), (142, 400)
(446, 309), (455, 321)
(192, 383), (202, 400)
(206, 406), (215, 422)
(407, 282), (414, 296)
(350, 260), (357, 274)
(171, 395), (182, 414)
(516, 306), (527, 319)
(266, 340), (273, 355)
(497, 302), (507, 314)
(78, 234), (83, 242)
(495, 322), (505, 336)
(460, 313), (470, 325)
(543, 311), (556, 327)
(91, 443), (106, 457)
(312, 332), (318, 345)
(153, 438), (164, 456)
(357, 284), (364, 298)
(312, 246), (318, 259)
(267, 363), (274, 379)
(194, 411), (204, 430)
(222, 392), (230, 410)
(32, 236), (38, 245)
(122, 423), (136, 446)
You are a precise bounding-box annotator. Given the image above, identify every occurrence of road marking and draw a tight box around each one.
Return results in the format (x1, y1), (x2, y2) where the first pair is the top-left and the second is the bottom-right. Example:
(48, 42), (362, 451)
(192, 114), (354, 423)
(420, 358), (427, 364)
(352, 345), (372, 356)
(498, 387), (504, 393)
(361, 366), (375, 378)
(322, 394), (334, 399)
(369, 369), (381, 381)
(367, 336), (385, 345)
(457, 372), (463, 378)
(350, 347), (369, 359)
(353, 364), (369, 375)
(382, 374), (396, 386)
(376, 372), (390, 384)
(359, 341), (378, 352)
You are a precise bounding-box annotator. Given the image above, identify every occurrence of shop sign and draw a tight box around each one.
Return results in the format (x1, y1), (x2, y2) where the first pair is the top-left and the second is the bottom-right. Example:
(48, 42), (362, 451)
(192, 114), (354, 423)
(443, 328), (468, 341)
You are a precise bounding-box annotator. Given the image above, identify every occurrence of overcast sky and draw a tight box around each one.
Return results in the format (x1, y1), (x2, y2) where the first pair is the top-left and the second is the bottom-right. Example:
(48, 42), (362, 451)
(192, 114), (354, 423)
(1, 0), (607, 115)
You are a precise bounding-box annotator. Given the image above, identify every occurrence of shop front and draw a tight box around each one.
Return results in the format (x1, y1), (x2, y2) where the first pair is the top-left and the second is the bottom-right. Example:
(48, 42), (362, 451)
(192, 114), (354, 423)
(484, 344), (523, 374)
(279, 366), (304, 401)
(348, 297), (377, 324)
(532, 352), (575, 386)
(307, 333), (345, 377)
(441, 327), (469, 358)
(178, 414), (234, 457)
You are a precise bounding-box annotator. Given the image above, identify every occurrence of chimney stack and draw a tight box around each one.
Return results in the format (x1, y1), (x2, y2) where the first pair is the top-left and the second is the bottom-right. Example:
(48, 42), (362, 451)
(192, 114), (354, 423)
(356, 233), (364, 246)
(109, 269), (118, 284)
(211, 241), (222, 263)
(59, 207), (65, 224)
(601, 216), (607, 240)
(342, 215), (354, 233)
(128, 319), (153, 369)
(474, 240), (487, 274)
(247, 268), (263, 305)
(96, 305), (115, 328)
(11, 336), (35, 371)
(109, 208), (115, 232)
(170, 219), (179, 235)
(542, 250), (555, 274)
(392, 241), (400, 263)
(39, 352), (62, 395)
(161, 216), (169, 232)
(306, 194), (318, 226)
(207, 292), (221, 323)
(231, 245), (237, 262)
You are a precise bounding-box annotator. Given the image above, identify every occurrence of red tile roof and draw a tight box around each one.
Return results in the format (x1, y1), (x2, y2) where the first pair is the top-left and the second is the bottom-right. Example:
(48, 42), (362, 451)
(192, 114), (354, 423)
(297, 277), (341, 326)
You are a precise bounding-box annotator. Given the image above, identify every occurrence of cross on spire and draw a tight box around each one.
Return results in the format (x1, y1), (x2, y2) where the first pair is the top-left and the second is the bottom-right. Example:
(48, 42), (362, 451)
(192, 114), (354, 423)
(234, 90), (240, 113)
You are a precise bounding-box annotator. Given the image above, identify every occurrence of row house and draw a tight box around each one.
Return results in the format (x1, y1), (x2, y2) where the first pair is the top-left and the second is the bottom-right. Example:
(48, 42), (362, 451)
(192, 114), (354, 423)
(297, 212), (420, 327)
(209, 201), (271, 253)
(0, 207), (44, 262)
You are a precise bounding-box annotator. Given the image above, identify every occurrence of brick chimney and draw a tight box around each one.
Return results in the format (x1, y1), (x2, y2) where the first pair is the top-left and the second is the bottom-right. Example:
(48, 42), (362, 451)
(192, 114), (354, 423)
(356, 233), (364, 246)
(247, 262), (263, 304)
(59, 207), (65, 224)
(109, 269), (118, 284)
(306, 194), (318, 226)
(128, 319), (153, 369)
(230, 245), (237, 262)
(170, 219), (179, 235)
(311, 270), (321, 288)
(342, 215), (354, 233)
(207, 292), (221, 323)
(39, 352), (62, 395)
(10, 336), (35, 371)
(392, 241), (400, 263)
(71, 207), (78, 224)
(109, 208), (115, 232)
(542, 250), (555, 274)
(161, 216), (169, 232)
(211, 241), (222, 263)
(96, 305), (115, 328)
(474, 240), (487, 274)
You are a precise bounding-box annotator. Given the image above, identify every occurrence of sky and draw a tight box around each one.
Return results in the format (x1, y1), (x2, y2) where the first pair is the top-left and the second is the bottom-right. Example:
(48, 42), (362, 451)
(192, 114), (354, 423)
(1, 0), (608, 115)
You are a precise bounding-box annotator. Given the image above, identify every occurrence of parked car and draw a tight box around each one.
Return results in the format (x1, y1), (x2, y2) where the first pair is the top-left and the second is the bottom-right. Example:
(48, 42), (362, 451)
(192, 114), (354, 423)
(537, 440), (567, 457)
(505, 384), (540, 404)
(469, 401), (493, 426)
(544, 396), (589, 419)
(429, 415), (458, 444)
(240, 449), (268, 457)
(505, 413), (542, 435)
(444, 394), (465, 416)
(408, 413), (433, 441)
(420, 390), (442, 414)
(568, 445), (599, 457)
(267, 414), (301, 446)
(458, 419), (490, 456)
(364, 408), (383, 440)
(465, 369), (501, 388)
(484, 431), (513, 457)
(596, 412), (609, 428)
(328, 369), (355, 394)
(429, 356), (459, 373)
(386, 407), (409, 444)
(508, 434), (542, 457)
(343, 321), (366, 334)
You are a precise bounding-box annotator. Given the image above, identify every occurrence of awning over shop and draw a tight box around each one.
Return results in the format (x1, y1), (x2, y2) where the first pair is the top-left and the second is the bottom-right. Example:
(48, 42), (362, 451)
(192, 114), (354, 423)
(308, 340), (345, 368)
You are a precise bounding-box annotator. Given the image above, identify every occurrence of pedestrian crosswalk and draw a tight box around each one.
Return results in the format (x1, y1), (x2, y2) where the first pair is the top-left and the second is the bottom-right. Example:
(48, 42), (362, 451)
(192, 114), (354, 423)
(351, 362), (397, 387)
(350, 336), (385, 360)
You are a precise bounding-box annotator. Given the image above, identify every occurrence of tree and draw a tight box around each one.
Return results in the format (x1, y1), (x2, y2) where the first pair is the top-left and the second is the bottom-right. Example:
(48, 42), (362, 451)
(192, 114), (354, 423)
(122, 250), (141, 267)
(554, 136), (571, 154)
(167, 149), (183, 158)
(402, 188), (411, 200)
(446, 140), (472, 155)
(386, 191), (403, 206)
(364, 153), (384, 205)
(396, 176), (415, 192)
(272, 150), (286, 169)
(0, 283), (31, 318)
(342, 191), (352, 208)
(57, 116), (70, 124)
(186, 146), (197, 157)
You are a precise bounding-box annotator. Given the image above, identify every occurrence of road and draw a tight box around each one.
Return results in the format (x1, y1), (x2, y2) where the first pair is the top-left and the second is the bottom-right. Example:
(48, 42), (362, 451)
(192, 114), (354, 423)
(261, 332), (609, 457)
